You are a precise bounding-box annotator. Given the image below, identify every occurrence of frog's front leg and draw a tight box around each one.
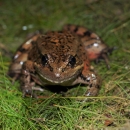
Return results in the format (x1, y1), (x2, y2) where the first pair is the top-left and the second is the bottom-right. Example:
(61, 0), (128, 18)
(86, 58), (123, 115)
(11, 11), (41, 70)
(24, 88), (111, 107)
(82, 69), (101, 96)
(73, 68), (101, 96)
(21, 60), (44, 97)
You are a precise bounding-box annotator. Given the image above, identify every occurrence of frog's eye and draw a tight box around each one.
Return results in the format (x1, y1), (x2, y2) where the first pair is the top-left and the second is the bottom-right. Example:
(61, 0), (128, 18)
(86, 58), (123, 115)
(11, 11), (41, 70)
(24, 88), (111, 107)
(41, 54), (48, 65)
(69, 55), (76, 67)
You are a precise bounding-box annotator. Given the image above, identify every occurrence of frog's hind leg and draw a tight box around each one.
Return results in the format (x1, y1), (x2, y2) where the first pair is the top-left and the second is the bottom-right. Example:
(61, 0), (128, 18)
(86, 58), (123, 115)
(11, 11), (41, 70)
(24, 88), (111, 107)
(8, 62), (23, 83)
(101, 53), (110, 69)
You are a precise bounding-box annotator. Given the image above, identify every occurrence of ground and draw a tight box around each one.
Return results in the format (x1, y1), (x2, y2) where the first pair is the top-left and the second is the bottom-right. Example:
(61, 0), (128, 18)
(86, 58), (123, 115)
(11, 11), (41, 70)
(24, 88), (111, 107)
(0, 0), (130, 129)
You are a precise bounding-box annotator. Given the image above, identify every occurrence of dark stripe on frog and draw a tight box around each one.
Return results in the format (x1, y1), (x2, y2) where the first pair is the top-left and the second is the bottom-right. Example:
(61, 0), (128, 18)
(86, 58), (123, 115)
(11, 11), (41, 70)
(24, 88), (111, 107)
(8, 72), (16, 78)
(58, 31), (64, 33)
(84, 31), (92, 37)
(66, 24), (71, 29)
(51, 42), (56, 44)
(74, 26), (78, 32)
(19, 48), (26, 52)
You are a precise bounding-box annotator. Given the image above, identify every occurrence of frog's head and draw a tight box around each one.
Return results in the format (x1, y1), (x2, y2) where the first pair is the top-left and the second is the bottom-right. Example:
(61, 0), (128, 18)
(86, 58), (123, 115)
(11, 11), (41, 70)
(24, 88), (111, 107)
(34, 31), (88, 84)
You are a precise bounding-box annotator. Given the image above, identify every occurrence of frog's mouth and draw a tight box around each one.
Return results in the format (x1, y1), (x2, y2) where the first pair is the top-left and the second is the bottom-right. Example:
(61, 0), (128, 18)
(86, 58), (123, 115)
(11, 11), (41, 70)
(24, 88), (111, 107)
(35, 65), (83, 86)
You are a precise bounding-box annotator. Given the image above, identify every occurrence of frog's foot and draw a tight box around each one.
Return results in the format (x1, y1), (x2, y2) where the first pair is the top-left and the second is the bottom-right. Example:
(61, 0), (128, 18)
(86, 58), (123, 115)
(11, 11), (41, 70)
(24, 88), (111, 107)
(79, 69), (101, 97)
(8, 69), (21, 84)
(73, 69), (101, 99)
(85, 85), (100, 97)
(85, 73), (101, 97)
(101, 47), (117, 69)
(101, 53), (110, 69)
(21, 84), (44, 98)
(81, 71), (101, 102)
(21, 82), (35, 98)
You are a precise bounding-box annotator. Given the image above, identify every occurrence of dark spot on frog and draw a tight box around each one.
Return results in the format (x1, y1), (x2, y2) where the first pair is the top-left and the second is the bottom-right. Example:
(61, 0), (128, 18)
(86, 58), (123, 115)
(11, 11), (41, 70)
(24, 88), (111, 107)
(19, 48), (26, 52)
(80, 74), (89, 81)
(86, 44), (93, 49)
(62, 68), (65, 72)
(51, 41), (56, 44)
(49, 67), (53, 72)
(8, 72), (17, 78)
(61, 45), (64, 48)
(74, 27), (78, 32)
(84, 31), (91, 37)
(58, 31), (63, 33)
(86, 63), (89, 67)
(45, 36), (51, 40)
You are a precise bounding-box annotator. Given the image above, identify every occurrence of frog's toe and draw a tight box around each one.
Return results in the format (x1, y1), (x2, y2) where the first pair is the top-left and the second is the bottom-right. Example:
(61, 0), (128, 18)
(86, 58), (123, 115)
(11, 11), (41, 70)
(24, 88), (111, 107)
(22, 88), (38, 98)
(32, 86), (44, 92)
(85, 87), (99, 97)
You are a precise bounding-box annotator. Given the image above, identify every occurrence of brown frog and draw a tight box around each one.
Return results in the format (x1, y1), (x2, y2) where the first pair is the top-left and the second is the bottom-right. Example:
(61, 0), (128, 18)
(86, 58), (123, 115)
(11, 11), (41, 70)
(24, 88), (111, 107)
(8, 31), (101, 97)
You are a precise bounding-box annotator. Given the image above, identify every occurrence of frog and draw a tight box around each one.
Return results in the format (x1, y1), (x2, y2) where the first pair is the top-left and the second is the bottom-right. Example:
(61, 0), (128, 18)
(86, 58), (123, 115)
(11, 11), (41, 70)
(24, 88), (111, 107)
(8, 31), (101, 97)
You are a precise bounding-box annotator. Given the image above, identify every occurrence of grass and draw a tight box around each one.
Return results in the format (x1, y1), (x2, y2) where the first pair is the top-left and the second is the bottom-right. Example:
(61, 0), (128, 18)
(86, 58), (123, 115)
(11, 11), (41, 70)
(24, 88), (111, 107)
(0, 0), (130, 129)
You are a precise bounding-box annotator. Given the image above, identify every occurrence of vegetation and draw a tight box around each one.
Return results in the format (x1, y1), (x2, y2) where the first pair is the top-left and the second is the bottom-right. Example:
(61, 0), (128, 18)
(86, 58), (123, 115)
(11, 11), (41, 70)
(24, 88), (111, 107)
(0, 0), (130, 129)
